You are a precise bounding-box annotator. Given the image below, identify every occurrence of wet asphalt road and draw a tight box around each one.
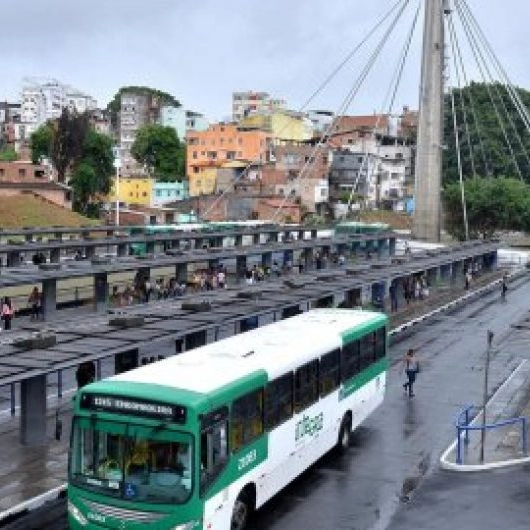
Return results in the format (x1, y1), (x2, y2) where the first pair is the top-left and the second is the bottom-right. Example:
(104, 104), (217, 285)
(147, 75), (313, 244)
(5, 275), (530, 530)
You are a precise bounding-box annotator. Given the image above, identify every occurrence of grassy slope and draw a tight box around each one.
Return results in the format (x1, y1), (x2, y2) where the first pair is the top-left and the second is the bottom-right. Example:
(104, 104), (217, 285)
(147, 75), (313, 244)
(0, 195), (97, 229)
(358, 210), (412, 231)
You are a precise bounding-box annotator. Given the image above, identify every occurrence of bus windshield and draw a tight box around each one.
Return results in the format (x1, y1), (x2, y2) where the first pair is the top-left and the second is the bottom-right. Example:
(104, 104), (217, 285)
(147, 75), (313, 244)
(69, 418), (193, 505)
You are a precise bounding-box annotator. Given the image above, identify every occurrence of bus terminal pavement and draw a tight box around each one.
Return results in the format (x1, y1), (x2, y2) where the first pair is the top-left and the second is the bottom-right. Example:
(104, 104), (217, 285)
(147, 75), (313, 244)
(1, 271), (530, 527)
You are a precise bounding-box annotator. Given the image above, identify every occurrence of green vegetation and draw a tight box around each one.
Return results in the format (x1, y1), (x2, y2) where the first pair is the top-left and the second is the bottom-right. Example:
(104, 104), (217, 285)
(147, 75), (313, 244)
(30, 110), (113, 217)
(443, 178), (530, 239)
(0, 146), (18, 162)
(443, 82), (530, 183)
(29, 122), (53, 164)
(131, 124), (186, 181)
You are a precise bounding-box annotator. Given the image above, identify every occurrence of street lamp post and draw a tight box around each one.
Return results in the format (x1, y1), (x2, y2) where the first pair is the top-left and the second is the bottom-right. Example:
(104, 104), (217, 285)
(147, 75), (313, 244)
(112, 147), (121, 226)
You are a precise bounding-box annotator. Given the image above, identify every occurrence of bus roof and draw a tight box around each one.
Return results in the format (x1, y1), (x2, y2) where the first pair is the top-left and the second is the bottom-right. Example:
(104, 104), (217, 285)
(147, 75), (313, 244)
(106, 309), (387, 399)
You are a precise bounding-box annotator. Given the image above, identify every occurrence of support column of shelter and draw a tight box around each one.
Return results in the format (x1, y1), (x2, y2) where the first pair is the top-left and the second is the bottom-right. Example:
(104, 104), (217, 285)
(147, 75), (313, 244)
(261, 251), (272, 271)
(85, 245), (95, 259)
(50, 247), (60, 263)
(94, 272), (108, 312)
(452, 260), (464, 286)
(176, 262), (188, 284)
(253, 233), (260, 245)
(146, 240), (155, 255)
(267, 231), (279, 243)
(41, 278), (57, 320)
(388, 237), (396, 256)
(440, 263), (452, 283)
(427, 267), (439, 290)
(117, 243), (128, 257)
(7, 252), (21, 267)
(20, 375), (47, 445)
(303, 248), (313, 271)
(236, 255), (247, 283)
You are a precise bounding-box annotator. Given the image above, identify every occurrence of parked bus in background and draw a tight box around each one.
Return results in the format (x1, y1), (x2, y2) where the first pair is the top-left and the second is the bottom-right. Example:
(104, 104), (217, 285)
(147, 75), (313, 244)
(68, 308), (388, 530)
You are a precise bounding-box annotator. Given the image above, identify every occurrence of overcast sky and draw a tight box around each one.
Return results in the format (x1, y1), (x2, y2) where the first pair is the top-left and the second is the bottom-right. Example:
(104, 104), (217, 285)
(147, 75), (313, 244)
(1, 0), (529, 122)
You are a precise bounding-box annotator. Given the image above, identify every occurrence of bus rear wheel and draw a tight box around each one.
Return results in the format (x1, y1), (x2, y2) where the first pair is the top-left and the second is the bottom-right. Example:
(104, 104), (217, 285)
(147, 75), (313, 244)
(231, 491), (253, 530)
(337, 414), (352, 451)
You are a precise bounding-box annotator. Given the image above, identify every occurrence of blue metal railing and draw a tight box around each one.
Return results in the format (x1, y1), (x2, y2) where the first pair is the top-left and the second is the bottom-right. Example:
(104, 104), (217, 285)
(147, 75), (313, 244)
(455, 405), (528, 464)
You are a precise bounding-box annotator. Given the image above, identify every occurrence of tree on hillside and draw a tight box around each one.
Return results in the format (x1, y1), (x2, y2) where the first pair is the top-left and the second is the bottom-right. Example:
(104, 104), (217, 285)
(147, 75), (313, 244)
(30, 123), (54, 164)
(443, 82), (530, 183)
(30, 109), (114, 217)
(80, 130), (114, 195)
(0, 146), (18, 162)
(106, 86), (181, 129)
(443, 177), (530, 239)
(51, 109), (90, 183)
(131, 124), (186, 181)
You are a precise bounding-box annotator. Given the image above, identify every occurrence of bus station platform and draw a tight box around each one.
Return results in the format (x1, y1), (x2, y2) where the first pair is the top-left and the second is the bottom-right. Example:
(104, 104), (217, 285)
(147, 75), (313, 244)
(0, 270), (524, 527)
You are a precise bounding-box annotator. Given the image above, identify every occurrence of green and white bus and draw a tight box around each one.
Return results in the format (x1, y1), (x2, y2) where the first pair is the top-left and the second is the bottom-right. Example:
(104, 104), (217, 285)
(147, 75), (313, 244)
(68, 309), (388, 530)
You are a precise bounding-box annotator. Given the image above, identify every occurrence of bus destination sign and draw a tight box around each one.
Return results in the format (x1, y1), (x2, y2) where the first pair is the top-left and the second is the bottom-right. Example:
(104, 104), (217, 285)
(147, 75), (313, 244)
(81, 394), (186, 423)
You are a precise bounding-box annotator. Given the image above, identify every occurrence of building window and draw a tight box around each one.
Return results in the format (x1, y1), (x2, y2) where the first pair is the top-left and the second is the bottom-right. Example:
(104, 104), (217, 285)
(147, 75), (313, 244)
(0, 168), (4, 176)
(129, 192), (133, 197)
(19, 168), (26, 177)
(156, 190), (162, 197)
(142, 192), (147, 197)
(192, 151), (197, 159)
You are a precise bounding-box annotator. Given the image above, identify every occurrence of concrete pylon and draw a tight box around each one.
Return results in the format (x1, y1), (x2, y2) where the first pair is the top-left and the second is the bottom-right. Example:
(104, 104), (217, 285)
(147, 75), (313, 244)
(412, 0), (446, 242)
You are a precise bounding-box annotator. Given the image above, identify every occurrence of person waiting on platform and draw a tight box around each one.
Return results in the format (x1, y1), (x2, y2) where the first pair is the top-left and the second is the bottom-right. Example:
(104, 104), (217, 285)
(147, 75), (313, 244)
(1, 297), (15, 331)
(28, 287), (42, 320)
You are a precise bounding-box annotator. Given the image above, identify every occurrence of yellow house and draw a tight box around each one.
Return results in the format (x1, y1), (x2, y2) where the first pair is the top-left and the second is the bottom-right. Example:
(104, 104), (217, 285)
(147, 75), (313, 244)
(110, 177), (153, 206)
(188, 168), (217, 196)
(240, 110), (313, 144)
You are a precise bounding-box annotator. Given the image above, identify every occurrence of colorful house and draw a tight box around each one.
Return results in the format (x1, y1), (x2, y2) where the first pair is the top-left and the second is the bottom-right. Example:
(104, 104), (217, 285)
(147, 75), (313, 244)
(186, 123), (272, 183)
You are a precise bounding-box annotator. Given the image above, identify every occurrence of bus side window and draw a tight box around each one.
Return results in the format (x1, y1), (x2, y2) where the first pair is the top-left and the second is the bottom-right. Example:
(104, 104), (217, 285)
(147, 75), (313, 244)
(320, 349), (340, 397)
(360, 333), (375, 369)
(294, 359), (319, 414)
(341, 340), (360, 382)
(231, 389), (264, 453)
(264, 372), (293, 430)
(375, 327), (386, 359)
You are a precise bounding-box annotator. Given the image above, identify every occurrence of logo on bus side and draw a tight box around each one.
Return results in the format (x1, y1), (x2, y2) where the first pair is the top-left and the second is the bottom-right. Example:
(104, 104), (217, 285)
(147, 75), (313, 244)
(238, 449), (257, 471)
(295, 412), (324, 442)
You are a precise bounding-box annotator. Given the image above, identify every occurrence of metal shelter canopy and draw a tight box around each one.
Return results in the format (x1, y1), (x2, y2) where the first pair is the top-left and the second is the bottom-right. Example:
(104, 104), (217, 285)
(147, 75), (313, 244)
(0, 238), (498, 388)
(0, 233), (393, 289)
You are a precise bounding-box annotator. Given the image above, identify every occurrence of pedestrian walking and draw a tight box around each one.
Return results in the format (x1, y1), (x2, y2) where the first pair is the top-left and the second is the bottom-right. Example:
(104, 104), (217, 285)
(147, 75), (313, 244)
(501, 273), (508, 303)
(402, 348), (420, 398)
(465, 270), (472, 290)
(1, 296), (15, 330)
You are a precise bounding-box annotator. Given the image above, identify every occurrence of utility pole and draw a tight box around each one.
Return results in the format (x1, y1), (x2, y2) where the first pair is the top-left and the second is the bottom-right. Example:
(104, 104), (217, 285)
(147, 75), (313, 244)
(412, 0), (448, 242)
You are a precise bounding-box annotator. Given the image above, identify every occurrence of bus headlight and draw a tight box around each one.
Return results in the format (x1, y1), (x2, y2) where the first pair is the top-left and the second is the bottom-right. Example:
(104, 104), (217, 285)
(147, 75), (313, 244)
(172, 521), (200, 530)
(67, 500), (88, 526)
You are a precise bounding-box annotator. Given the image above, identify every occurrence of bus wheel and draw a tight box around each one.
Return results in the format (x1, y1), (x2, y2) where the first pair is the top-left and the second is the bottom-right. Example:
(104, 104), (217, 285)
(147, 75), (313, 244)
(231, 491), (253, 530)
(337, 414), (352, 451)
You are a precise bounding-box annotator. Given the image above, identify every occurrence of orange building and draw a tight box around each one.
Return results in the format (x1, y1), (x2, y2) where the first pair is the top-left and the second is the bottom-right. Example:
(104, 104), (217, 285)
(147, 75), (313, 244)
(186, 123), (272, 185)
